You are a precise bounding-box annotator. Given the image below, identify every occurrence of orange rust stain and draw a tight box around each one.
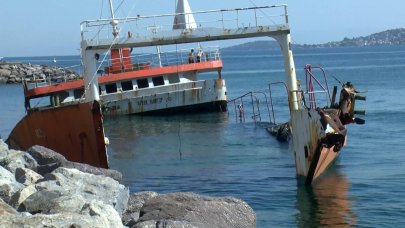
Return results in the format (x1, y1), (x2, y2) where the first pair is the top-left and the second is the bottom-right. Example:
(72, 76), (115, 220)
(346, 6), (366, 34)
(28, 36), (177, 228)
(7, 101), (108, 168)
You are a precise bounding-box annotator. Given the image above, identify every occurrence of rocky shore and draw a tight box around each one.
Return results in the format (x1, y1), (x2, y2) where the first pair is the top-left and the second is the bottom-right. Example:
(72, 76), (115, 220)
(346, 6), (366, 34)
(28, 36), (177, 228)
(0, 62), (81, 84)
(0, 139), (256, 227)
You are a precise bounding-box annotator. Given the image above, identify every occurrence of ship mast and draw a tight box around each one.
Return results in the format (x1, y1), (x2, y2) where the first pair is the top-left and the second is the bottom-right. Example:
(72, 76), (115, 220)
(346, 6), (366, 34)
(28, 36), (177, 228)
(108, 0), (119, 37)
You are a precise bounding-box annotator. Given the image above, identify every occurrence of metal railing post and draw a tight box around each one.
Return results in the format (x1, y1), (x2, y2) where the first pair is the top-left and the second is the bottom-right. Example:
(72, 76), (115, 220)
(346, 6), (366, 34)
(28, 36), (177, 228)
(254, 9), (258, 27)
(284, 5), (289, 24)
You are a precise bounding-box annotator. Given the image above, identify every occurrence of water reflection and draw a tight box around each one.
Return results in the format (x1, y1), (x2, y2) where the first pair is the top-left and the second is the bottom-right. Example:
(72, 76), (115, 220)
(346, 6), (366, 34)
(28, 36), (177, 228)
(296, 168), (357, 227)
(103, 113), (233, 190)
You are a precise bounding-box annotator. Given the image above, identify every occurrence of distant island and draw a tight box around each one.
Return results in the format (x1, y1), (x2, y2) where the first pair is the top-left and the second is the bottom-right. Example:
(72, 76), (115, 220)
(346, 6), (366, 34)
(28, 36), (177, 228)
(300, 28), (405, 48)
(226, 28), (405, 49)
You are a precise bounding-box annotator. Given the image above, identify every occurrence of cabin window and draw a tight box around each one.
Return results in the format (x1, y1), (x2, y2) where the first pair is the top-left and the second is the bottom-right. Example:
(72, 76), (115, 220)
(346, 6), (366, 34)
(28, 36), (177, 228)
(56, 91), (69, 102)
(74, 88), (84, 99)
(121, 81), (133, 91)
(152, 76), (164, 86)
(29, 97), (51, 108)
(137, 78), (149, 89)
(105, 83), (118, 94)
(168, 74), (180, 84)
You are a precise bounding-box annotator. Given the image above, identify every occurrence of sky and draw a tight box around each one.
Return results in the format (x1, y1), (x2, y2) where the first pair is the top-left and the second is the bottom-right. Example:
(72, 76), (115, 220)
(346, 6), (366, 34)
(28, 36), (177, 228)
(1, 0), (404, 57)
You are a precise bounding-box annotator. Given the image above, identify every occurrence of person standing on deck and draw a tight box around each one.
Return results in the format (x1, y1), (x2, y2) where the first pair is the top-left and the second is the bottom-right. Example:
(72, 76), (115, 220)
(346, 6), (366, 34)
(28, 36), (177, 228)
(196, 49), (204, 62)
(188, 49), (195, 63)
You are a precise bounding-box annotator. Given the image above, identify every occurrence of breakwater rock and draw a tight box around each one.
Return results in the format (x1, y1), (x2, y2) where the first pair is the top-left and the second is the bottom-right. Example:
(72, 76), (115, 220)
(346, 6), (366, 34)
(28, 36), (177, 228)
(0, 62), (81, 84)
(0, 140), (256, 227)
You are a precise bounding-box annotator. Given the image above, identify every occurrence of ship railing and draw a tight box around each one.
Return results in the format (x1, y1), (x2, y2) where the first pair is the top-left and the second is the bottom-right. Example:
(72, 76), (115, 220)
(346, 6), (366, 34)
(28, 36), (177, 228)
(227, 82), (290, 126)
(102, 46), (221, 74)
(227, 91), (273, 124)
(303, 65), (332, 109)
(81, 5), (288, 43)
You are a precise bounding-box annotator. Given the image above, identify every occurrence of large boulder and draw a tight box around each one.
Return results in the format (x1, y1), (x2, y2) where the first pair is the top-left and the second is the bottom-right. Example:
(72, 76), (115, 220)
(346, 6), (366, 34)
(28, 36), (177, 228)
(0, 69), (11, 77)
(2, 212), (119, 227)
(0, 198), (17, 217)
(26, 145), (65, 165)
(0, 148), (38, 174)
(0, 64), (10, 69)
(9, 185), (37, 210)
(0, 166), (24, 204)
(27, 145), (122, 182)
(135, 192), (256, 228)
(15, 167), (43, 186)
(0, 139), (9, 158)
(40, 167), (129, 215)
(122, 191), (158, 226)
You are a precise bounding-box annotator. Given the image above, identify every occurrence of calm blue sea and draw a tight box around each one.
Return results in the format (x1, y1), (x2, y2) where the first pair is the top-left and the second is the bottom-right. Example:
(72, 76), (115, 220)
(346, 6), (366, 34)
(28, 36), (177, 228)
(1, 45), (405, 227)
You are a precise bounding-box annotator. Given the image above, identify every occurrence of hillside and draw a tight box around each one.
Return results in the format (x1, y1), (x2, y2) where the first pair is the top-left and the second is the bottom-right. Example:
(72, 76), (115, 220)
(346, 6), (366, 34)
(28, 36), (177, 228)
(225, 28), (405, 49)
(301, 28), (405, 48)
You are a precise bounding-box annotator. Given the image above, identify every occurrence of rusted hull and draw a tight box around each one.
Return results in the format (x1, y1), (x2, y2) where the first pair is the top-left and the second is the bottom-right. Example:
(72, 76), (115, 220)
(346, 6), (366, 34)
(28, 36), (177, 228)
(311, 139), (346, 182)
(292, 109), (347, 184)
(6, 101), (108, 168)
(303, 138), (347, 184)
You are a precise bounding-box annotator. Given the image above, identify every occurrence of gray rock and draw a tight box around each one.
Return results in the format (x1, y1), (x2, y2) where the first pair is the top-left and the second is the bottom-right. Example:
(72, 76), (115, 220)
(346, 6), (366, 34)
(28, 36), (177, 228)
(15, 76), (22, 83)
(36, 162), (61, 176)
(136, 192), (256, 228)
(15, 167), (43, 186)
(26, 145), (66, 165)
(27, 145), (122, 182)
(7, 76), (16, 83)
(0, 165), (14, 182)
(62, 160), (122, 183)
(134, 220), (196, 228)
(81, 200), (124, 227)
(0, 198), (17, 216)
(0, 69), (11, 77)
(9, 185), (37, 210)
(0, 148), (38, 174)
(22, 190), (63, 214)
(0, 166), (24, 204)
(19, 190), (124, 227)
(34, 179), (66, 193)
(122, 191), (158, 226)
(43, 167), (129, 215)
(0, 63), (82, 84)
(0, 139), (9, 155)
(1, 212), (115, 228)
(0, 64), (10, 69)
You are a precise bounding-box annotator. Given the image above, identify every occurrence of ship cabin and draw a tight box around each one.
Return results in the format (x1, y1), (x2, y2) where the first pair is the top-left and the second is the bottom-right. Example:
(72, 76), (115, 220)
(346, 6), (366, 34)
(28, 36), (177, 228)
(23, 46), (224, 114)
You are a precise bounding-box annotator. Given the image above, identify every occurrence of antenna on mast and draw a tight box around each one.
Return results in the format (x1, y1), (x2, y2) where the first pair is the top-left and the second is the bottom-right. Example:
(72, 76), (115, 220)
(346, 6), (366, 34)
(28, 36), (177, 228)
(108, 0), (119, 37)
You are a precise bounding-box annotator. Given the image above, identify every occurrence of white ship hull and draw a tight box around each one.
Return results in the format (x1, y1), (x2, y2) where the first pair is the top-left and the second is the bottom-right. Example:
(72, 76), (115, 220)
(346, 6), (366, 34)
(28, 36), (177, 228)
(100, 78), (227, 115)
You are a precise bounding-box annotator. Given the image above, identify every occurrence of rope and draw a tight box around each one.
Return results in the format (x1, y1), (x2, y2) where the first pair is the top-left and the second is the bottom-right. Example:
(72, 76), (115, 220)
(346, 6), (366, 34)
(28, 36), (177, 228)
(178, 117), (182, 160)
(248, 0), (277, 26)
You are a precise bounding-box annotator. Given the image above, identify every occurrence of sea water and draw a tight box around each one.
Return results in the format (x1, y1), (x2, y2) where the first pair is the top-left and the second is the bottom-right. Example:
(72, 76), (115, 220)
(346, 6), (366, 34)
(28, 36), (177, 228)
(1, 45), (405, 227)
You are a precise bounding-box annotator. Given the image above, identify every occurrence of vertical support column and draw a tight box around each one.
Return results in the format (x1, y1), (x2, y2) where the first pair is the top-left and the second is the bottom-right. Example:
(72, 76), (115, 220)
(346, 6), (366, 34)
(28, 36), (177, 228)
(274, 34), (299, 111)
(81, 42), (100, 102)
(275, 34), (310, 182)
(156, 46), (162, 67)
